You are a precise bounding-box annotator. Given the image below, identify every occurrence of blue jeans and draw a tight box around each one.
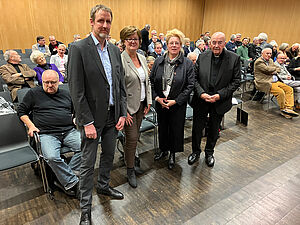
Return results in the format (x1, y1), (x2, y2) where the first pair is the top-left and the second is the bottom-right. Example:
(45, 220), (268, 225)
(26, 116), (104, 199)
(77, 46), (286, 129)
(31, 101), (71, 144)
(40, 128), (81, 190)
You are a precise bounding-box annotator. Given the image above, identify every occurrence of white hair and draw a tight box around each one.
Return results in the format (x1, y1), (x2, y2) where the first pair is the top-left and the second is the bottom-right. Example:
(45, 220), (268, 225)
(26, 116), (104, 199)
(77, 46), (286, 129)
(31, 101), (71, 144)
(3, 50), (14, 62)
(258, 33), (268, 41)
(187, 52), (197, 59)
(30, 51), (45, 64)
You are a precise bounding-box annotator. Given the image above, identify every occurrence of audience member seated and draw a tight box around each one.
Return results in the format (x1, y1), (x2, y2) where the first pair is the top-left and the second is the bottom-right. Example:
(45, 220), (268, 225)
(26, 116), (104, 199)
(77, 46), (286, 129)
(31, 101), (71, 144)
(50, 44), (68, 78)
(286, 43), (299, 61)
(193, 40), (206, 57)
(116, 41), (124, 53)
(68, 34), (81, 48)
(32, 36), (51, 57)
(225, 34), (237, 52)
(148, 35), (158, 54)
(278, 43), (289, 62)
(159, 33), (167, 50)
(287, 50), (300, 80)
(248, 37), (261, 61)
(235, 33), (242, 47)
(149, 42), (163, 58)
(275, 53), (300, 109)
(30, 51), (64, 85)
(183, 38), (194, 57)
(149, 29), (157, 43)
(146, 56), (155, 74)
(236, 37), (252, 66)
(254, 48), (298, 119)
(18, 69), (81, 196)
(0, 50), (36, 102)
(49, 35), (68, 55)
(258, 32), (272, 50)
(187, 52), (197, 65)
(269, 40), (278, 60)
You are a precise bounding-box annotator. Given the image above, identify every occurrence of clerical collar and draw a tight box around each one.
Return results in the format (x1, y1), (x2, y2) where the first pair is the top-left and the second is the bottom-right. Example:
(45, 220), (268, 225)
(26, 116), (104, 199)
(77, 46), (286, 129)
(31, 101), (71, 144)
(212, 50), (225, 59)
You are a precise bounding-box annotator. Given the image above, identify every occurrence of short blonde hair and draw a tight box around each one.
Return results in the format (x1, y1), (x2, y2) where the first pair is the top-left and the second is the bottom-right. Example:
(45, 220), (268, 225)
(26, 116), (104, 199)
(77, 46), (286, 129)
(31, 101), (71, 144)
(165, 29), (185, 45)
(30, 51), (45, 64)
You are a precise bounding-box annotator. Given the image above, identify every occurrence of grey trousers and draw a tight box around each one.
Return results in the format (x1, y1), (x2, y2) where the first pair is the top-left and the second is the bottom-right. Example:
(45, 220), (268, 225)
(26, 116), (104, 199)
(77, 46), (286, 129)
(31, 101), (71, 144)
(79, 109), (118, 213)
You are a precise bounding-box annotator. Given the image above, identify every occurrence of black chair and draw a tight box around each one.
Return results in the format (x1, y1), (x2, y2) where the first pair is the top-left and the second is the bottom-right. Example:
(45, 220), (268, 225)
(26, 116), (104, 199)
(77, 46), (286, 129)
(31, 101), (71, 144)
(0, 113), (44, 188)
(25, 49), (32, 58)
(0, 50), (3, 54)
(0, 76), (9, 92)
(13, 49), (22, 54)
(16, 87), (30, 103)
(0, 91), (12, 102)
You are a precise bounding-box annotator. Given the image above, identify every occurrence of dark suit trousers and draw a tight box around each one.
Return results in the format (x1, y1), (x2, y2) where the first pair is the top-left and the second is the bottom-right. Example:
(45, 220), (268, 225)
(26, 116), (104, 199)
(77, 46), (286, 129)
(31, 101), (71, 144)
(156, 103), (187, 153)
(79, 108), (118, 213)
(192, 102), (223, 155)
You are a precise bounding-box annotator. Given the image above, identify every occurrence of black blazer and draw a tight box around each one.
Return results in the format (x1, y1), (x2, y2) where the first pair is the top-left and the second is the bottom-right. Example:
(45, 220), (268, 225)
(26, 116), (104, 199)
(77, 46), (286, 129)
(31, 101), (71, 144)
(190, 49), (241, 115)
(150, 54), (194, 106)
(68, 35), (127, 129)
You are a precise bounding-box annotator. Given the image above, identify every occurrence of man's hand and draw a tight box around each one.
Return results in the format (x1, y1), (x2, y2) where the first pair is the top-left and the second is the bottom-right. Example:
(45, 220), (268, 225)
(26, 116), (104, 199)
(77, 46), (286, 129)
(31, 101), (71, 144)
(125, 112), (133, 126)
(201, 93), (211, 102)
(201, 93), (220, 103)
(115, 117), (125, 130)
(28, 125), (40, 137)
(84, 123), (97, 139)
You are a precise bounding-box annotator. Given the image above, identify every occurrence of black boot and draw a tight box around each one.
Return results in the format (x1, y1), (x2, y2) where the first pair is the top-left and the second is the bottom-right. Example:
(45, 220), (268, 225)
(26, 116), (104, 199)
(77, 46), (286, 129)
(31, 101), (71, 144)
(168, 152), (175, 170)
(127, 168), (137, 188)
(134, 156), (144, 175)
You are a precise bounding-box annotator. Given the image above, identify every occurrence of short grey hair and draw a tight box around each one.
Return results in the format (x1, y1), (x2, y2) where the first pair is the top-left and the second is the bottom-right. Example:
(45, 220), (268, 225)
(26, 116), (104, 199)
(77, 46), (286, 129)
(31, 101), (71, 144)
(145, 24), (150, 30)
(262, 47), (272, 54)
(3, 50), (14, 62)
(258, 33), (268, 41)
(279, 43), (289, 51)
(146, 56), (155, 63)
(269, 40), (278, 47)
(196, 40), (205, 47)
(90, 4), (113, 21)
(187, 52), (197, 59)
(236, 33), (242, 37)
(30, 51), (44, 64)
(58, 44), (66, 49)
(230, 34), (236, 41)
(73, 34), (80, 39)
(253, 37), (259, 41)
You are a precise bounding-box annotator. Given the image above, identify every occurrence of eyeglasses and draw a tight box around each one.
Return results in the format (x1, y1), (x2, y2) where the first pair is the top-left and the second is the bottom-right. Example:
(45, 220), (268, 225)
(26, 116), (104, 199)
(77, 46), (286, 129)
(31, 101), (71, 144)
(125, 38), (139, 42)
(43, 81), (58, 85)
(169, 41), (180, 46)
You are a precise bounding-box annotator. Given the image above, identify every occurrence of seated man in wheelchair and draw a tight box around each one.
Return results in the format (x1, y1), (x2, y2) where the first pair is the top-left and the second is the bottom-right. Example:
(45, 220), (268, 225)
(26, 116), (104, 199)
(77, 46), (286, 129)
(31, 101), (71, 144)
(17, 69), (81, 196)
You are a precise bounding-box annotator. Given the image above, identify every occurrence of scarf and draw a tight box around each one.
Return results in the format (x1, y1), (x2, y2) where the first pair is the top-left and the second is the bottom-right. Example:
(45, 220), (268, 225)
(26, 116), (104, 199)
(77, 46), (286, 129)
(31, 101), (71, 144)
(162, 51), (181, 91)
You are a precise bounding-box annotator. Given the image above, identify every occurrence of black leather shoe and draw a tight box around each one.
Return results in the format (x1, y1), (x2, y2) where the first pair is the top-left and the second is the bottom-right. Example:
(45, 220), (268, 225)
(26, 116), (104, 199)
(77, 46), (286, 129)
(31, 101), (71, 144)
(205, 155), (215, 167)
(127, 168), (137, 188)
(168, 152), (175, 170)
(96, 186), (124, 199)
(154, 151), (168, 161)
(188, 152), (201, 165)
(54, 180), (77, 197)
(80, 212), (91, 225)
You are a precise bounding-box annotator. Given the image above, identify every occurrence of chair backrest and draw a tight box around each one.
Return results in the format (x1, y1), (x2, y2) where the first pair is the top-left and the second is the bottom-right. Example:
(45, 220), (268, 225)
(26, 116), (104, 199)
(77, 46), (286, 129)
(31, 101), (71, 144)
(25, 49), (32, 57)
(13, 49), (22, 54)
(0, 113), (28, 150)
(17, 88), (30, 103)
(0, 50), (3, 54)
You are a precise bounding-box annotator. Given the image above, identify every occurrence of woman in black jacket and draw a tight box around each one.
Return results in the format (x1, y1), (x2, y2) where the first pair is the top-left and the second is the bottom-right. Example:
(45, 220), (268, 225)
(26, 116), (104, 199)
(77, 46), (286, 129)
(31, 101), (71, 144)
(150, 29), (194, 169)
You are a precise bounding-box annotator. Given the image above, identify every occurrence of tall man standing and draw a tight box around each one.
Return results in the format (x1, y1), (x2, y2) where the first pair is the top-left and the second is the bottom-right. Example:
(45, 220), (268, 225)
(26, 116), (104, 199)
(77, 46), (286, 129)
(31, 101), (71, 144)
(68, 5), (126, 225)
(188, 32), (241, 167)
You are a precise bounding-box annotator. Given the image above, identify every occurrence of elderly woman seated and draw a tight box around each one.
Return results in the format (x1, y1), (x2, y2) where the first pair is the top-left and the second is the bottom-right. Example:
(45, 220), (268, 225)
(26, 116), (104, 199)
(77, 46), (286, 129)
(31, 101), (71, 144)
(30, 51), (64, 85)
(50, 44), (68, 78)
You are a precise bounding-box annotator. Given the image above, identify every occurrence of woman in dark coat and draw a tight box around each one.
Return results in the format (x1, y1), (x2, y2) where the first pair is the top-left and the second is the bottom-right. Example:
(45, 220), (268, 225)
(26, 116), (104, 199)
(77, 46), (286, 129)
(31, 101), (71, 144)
(150, 28), (194, 169)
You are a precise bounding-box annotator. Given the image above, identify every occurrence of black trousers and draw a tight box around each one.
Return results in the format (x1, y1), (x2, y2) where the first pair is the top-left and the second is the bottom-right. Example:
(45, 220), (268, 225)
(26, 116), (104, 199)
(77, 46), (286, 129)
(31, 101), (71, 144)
(192, 103), (223, 156)
(156, 103), (187, 153)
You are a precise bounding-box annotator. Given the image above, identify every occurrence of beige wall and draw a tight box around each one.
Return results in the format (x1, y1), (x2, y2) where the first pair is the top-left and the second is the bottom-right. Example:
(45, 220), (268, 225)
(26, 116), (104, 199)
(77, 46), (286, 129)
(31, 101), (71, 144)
(1, 0), (299, 52)
(202, 0), (300, 46)
(0, 0), (204, 51)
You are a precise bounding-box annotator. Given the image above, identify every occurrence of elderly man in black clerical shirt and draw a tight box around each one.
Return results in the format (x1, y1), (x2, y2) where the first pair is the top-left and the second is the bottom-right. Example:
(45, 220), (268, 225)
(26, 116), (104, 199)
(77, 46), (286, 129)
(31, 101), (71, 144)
(188, 32), (241, 167)
(17, 69), (81, 196)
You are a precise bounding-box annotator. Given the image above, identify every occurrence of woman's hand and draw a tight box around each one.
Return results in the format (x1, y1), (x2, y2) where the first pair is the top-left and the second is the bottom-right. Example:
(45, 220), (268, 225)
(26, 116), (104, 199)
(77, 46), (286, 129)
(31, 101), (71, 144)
(156, 97), (169, 109)
(144, 104), (151, 116)
(125, 112), (133, 126)
(166, 100), (176, 107)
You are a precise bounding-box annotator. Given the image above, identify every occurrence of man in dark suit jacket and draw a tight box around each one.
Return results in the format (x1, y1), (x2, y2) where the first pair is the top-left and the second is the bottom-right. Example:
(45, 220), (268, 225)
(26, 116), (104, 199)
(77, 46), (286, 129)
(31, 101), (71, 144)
(68, 4), (126, 225)
(188, 32), (240, 167)
(140, 24), (150, 53)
